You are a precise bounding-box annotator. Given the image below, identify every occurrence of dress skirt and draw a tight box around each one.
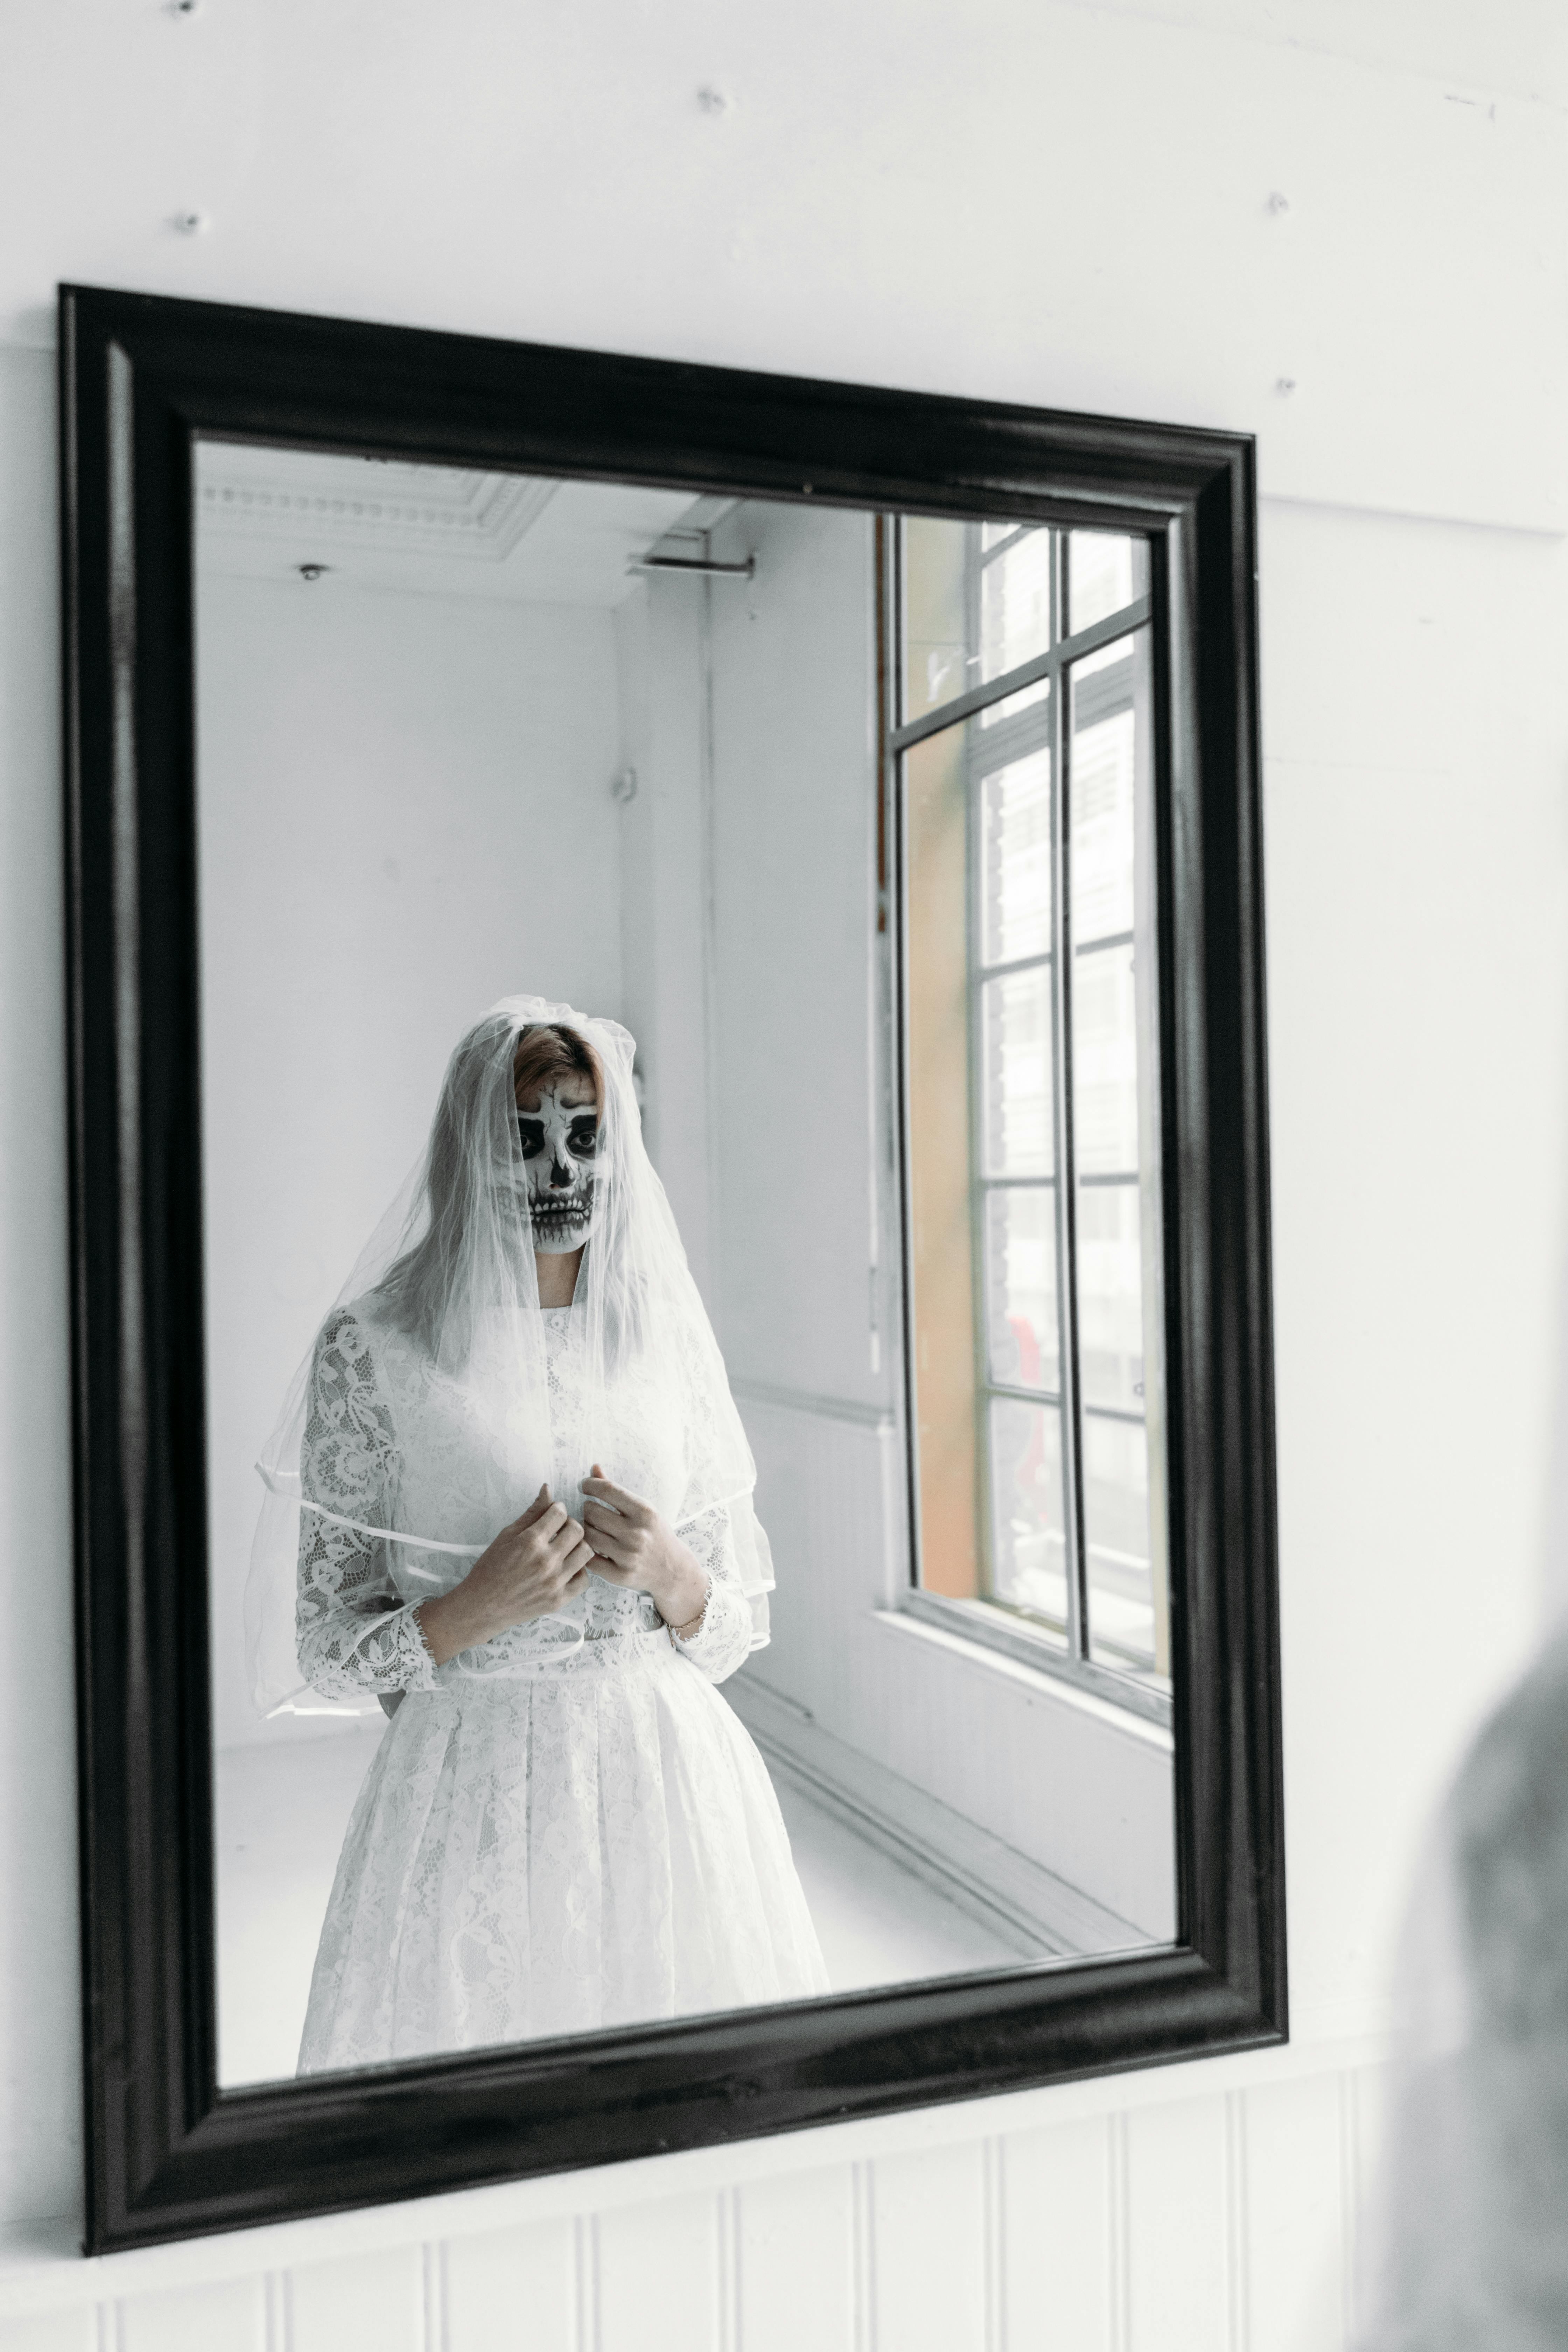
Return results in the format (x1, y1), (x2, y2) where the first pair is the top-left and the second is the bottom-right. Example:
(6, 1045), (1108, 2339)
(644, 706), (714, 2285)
(297, 1634), (831, 2072)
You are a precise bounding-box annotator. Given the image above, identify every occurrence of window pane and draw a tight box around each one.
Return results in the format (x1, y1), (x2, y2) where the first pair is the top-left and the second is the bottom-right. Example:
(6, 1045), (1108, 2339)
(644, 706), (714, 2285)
(1068, 531), (1149, 635)
(983, 967), (1055, 1177)
(979, 527), (1051, 685)
(902, 519), (1054, 727)
(1082, 1413), (1157, 1673)
(901, 515), (970, 724)
(979, 676), (1049, 730)
(980, 744), (1052, 967)
(1070, 943), (1138, 1175)
(1075, 1180), (1143, 1412)
(988, 1395), (1069, 1633)
(985, 1184), (1059, 1394)
(903, 724), (981, 1600)
(1071, 654), (1136, 946)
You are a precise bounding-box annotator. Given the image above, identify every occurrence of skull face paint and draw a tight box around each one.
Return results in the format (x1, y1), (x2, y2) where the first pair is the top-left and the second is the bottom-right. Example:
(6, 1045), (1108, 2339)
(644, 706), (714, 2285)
(515, 1085), (601, 1253)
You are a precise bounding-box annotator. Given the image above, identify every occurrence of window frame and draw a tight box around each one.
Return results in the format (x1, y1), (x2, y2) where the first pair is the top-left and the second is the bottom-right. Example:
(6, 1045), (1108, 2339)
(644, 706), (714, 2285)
(61, 280), (1284, 2253)
(890, 518), (1173, 1727)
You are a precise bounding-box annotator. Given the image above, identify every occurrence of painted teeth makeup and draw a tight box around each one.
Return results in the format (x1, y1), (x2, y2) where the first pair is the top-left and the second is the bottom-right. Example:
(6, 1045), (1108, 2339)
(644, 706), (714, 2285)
(514, 1086), (601, 1254)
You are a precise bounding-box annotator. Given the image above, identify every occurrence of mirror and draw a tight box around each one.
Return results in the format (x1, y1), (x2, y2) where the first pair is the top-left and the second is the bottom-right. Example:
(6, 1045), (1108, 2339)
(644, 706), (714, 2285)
(195, 442), (1176, 2085)
(63, 284), (1283, 2249)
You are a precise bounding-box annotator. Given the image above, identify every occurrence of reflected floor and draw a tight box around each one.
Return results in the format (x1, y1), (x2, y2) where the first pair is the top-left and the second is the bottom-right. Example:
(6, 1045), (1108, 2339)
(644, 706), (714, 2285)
(214, 1718), (1023, 2088)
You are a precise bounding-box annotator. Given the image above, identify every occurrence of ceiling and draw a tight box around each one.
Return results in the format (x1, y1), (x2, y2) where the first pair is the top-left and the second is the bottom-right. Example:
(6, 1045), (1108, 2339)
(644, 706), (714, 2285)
(194, 440), (730, 607)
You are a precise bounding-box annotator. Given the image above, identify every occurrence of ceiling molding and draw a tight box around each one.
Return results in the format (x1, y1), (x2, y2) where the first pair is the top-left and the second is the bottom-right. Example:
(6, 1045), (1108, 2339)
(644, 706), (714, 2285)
(196, 452), (558, 565)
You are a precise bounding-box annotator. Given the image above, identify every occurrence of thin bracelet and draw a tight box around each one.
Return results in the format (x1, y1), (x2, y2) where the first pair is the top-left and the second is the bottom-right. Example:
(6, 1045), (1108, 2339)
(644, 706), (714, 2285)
(665, 1597), (708, 1643)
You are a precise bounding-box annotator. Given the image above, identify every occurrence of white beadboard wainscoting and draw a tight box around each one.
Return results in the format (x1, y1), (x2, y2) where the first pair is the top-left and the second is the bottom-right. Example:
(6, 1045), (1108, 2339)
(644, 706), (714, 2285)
(0, 2038), (1386, 2352)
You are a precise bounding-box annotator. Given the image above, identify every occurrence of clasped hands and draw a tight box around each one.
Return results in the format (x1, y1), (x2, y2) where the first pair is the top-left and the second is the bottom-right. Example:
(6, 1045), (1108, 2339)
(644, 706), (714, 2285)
(414, 1463), (707, 1666)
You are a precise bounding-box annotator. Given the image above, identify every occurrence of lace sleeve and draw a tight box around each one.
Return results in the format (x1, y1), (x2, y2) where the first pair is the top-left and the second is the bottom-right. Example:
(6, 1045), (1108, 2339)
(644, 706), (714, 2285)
(667, 1502), (756, 1685)
(296, 1309), (438, 1698)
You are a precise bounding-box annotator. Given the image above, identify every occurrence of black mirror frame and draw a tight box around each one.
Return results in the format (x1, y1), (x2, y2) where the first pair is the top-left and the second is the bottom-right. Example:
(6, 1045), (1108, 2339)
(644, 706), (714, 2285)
(59, 281), (1285, 2255)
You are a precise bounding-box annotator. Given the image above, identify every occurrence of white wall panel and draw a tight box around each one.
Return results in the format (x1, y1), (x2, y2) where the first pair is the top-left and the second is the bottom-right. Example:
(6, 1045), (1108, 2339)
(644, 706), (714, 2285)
(735, 2163), (856, 2352)
(117, 2276), (266, 2352)
(445, 2217), (576, 2352)
(1242, 2072), (1347, 2352)
(1001, 2116), (1114, 2352)
(0, 2070), (1401, 2343)
(614, 578), (718, 1303)
(596, 2193), (719, 2352)
(0, 2062), (1398, 2348)
(1124, 2096), (1232, 2351)
(287, 2244), (427, 2352)
(869, 2141), (989, 2352)
(1258, 501), (1568, 2039)
(707, 500), (883, 1401)
(1343, 2061), (1394, 2344)
(0, 2315), (93, 2352)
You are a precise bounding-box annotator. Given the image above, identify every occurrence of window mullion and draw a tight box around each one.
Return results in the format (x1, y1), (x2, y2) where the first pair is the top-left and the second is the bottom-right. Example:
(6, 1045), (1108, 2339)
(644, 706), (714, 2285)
(975, 946), (1054, 989)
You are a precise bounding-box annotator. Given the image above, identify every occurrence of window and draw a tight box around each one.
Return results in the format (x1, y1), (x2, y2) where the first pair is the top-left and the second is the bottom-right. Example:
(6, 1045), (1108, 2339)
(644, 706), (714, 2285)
(895, 517), (1170, 1722)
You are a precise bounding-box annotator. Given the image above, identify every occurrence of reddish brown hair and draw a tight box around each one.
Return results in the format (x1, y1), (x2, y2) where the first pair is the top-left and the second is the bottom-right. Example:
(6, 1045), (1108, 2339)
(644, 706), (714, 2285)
(511, 1021), (602, 1107)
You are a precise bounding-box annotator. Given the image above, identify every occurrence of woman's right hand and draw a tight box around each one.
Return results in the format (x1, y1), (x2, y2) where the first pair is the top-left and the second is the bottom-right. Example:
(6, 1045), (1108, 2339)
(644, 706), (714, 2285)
(414, 1484), (593, 1665)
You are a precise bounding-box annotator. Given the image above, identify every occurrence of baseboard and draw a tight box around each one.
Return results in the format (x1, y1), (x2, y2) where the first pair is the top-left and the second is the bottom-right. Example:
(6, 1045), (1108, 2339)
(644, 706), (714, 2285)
(728, 1674), (1149, 1960)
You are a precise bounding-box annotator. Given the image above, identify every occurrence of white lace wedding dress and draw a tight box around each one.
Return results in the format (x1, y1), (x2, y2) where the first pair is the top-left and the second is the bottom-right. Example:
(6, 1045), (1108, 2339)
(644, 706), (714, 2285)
(293, 1300), (830, 2073)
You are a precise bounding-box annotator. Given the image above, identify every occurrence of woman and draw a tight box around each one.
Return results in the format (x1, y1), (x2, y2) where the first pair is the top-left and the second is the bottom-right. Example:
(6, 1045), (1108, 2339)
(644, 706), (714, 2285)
(247, 996), (829, 2072)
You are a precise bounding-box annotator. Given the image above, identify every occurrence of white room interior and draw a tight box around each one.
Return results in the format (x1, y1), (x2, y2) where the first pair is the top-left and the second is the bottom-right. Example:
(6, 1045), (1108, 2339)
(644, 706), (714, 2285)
(197, 447), (1171, 2085)
(2, 5), (1566, 2347)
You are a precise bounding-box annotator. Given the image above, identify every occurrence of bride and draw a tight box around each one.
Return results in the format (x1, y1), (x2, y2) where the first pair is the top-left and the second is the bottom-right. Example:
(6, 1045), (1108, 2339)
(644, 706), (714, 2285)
(246, 996), (829, 2072)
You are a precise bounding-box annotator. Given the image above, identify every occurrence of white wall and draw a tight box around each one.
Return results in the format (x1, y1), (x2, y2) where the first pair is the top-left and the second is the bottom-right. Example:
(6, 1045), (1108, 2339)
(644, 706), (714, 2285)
(195, 566), (625, 1753)
(705, 503), (884, 1406)
(2, 4), (1566, 2345)
(613, 576), (718, 1303)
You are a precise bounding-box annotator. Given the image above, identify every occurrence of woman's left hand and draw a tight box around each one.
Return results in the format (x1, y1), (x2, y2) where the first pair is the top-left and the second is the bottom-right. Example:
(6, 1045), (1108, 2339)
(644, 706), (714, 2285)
(581, 1465), (708, 1632)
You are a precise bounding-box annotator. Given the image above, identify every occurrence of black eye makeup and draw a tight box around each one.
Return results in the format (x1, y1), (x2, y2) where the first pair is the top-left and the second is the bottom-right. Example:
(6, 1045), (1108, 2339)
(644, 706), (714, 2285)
(513, 1112), (597, 1160)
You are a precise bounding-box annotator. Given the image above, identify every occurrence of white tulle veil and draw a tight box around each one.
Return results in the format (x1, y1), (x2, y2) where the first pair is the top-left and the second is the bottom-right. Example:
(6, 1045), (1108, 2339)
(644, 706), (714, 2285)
(244, 993), (773, 1718)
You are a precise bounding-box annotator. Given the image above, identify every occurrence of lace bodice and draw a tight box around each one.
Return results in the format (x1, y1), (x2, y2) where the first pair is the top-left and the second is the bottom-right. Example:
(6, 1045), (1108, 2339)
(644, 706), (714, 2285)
(296, 1304), (756, 1698)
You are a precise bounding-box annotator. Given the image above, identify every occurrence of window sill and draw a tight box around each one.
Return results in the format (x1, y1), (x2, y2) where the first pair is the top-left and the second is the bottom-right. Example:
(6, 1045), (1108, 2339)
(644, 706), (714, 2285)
(876, 1595), (1173, 1746)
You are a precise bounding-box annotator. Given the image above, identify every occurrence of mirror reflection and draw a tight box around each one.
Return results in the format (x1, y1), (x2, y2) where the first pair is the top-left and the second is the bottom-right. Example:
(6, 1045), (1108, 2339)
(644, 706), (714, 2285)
(196, 441), (1175, 2087)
